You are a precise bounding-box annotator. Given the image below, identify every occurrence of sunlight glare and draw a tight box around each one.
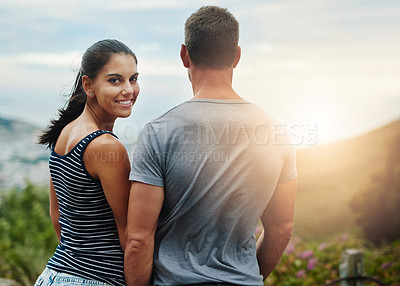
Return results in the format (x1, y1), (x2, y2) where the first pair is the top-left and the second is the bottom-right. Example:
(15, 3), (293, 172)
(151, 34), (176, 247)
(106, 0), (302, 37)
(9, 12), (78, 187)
(291, 98), (348, 146)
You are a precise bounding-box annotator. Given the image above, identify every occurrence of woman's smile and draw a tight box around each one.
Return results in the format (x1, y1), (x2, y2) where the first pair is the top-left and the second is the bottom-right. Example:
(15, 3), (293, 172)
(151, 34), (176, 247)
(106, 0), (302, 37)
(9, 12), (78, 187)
(115, 98), (134, 107)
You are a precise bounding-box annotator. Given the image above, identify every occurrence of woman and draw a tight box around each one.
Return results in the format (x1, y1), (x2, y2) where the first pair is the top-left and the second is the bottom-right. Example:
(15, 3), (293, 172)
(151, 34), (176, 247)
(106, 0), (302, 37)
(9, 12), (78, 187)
(35, 39), (139, 286)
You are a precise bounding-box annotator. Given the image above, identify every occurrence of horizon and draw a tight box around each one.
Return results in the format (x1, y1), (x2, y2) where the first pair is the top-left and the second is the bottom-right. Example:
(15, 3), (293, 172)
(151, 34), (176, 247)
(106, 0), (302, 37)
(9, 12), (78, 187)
(1, 113), (399, 150)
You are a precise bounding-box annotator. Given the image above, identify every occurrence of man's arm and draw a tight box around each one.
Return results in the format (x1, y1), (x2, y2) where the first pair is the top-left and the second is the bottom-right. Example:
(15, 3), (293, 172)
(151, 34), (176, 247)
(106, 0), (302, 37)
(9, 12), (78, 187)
(124, 181), (164, 286)
(256, 179), (297, 279)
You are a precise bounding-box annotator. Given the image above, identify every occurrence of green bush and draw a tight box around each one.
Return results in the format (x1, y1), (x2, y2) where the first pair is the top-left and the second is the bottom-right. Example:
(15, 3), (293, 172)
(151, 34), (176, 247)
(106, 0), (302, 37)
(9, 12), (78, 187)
(0, 182), (58, 285)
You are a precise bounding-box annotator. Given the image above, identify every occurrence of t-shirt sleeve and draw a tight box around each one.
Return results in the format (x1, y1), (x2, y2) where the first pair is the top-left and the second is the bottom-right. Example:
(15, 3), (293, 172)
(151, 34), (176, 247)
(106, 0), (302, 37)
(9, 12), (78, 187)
(278, 141), (298, 183)
(129, 124), (164, 187)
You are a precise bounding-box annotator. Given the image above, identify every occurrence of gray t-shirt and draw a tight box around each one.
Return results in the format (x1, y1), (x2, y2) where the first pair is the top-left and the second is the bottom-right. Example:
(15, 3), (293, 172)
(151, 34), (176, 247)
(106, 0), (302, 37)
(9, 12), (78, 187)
(130, 99), (297, 285)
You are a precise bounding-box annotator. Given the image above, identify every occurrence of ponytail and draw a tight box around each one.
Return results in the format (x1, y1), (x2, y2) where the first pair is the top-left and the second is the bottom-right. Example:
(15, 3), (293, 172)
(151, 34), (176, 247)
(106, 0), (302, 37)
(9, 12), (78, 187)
(38, 70), (86, 149)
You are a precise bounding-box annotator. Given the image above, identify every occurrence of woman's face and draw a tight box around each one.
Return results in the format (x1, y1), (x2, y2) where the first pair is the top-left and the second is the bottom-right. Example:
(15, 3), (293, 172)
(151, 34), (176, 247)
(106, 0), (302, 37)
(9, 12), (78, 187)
(90, 53), (139, 120)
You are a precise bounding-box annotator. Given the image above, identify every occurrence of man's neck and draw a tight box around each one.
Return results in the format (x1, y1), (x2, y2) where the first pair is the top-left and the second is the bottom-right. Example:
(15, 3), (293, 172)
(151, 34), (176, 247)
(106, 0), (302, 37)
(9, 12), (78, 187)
(190, 67), (241, 100)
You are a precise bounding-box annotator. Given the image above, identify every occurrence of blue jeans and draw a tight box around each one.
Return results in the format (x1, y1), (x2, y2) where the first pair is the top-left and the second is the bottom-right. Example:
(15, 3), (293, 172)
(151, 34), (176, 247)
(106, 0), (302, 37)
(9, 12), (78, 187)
(34, 267), (111, 285)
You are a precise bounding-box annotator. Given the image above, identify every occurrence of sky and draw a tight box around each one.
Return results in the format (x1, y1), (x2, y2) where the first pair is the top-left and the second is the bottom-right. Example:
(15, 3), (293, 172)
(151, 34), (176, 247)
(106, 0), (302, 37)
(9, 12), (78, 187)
(0, 0), (399, 148)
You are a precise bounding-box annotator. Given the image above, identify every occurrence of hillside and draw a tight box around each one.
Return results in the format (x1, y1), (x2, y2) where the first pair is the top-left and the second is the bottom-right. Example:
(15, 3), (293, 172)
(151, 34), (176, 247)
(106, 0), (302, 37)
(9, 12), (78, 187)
(0, 117), (49, 190)
(294, 118), (400, 240)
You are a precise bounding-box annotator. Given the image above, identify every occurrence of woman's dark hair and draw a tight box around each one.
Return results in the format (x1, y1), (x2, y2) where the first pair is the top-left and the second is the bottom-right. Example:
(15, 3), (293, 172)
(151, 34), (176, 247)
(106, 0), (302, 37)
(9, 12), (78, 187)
(38, 39), (137, 149)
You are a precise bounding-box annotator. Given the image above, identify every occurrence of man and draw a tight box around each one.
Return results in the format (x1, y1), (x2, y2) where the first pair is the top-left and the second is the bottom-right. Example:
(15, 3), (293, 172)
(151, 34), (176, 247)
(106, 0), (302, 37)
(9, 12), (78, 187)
(125, 6), (297, 286)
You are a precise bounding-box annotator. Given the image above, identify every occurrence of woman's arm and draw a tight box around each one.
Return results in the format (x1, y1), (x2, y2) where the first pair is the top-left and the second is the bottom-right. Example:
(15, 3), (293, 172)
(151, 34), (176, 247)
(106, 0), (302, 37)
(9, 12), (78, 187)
(84, 134), (131, 250)
(49, 178), (61, 242)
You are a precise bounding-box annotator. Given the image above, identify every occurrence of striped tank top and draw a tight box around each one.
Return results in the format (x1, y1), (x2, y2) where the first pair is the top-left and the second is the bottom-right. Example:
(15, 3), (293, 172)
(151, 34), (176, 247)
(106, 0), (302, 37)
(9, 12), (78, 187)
(47, 130), (125, 286)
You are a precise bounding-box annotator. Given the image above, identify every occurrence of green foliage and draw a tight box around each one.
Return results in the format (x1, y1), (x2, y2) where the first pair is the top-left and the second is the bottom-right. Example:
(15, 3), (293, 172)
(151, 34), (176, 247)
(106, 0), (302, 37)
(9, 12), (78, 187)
(1, 182), (399, 285)
(351, 133), (400, 244)
(0, 182), (58, 285)
(266, 234), (400, 286)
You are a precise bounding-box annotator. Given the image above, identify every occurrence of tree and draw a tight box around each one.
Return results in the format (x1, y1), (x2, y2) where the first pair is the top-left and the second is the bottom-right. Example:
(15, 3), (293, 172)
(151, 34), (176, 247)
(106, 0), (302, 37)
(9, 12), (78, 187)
(351, 132), (400, 244)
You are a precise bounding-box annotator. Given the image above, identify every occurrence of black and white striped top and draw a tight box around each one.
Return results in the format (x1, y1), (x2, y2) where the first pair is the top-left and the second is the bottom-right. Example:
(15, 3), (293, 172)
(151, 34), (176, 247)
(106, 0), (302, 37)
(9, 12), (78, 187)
(47, 130), (125, 286)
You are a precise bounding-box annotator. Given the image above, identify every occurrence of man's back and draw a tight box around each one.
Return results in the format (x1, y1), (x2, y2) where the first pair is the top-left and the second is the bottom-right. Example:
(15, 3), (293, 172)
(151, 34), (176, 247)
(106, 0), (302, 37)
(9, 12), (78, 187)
(124, 6), (297, 286)
(130, 98), (297, 285)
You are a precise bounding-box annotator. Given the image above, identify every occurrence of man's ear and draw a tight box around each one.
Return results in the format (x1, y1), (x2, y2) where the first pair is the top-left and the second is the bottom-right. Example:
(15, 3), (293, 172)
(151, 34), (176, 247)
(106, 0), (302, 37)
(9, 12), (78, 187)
(180, 44), (190, 68)
(232, 46), (241, 68)
(82, 75), (93, 97)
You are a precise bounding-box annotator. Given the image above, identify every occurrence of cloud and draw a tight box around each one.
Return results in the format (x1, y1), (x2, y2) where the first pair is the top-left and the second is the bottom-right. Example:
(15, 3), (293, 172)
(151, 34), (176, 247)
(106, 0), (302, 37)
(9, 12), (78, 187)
(13, 52), (82, 68)
(250, 43), (277, 54)
(136, 57), (184, 77)
(0, 52), (82, 75)
(98, 0), (190, 11)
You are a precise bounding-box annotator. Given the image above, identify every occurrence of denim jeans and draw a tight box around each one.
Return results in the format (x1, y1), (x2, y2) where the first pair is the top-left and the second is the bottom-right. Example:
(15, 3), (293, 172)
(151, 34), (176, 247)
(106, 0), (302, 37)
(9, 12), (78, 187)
(34, 267), (111, 286)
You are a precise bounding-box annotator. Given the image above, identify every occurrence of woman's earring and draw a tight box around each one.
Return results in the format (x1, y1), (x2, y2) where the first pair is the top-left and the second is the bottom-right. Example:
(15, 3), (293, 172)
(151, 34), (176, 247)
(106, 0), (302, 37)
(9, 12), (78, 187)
(89, 92), (94, 97)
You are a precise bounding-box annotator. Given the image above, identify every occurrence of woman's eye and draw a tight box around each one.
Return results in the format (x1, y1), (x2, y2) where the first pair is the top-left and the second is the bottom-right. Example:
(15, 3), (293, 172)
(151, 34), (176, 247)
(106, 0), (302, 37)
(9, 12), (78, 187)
(130, 76), (138, 82)
(110, 78), (121, 83)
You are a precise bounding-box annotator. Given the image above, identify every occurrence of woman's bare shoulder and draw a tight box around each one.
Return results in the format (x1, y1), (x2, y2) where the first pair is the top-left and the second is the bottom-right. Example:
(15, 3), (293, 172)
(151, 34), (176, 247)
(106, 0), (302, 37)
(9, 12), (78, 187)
(85, 133), (127, 158)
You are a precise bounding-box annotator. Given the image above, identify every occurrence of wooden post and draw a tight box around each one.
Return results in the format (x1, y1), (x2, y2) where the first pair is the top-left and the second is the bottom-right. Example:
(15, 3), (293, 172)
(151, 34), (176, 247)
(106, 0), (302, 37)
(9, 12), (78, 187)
(339, 249), (364, 286)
